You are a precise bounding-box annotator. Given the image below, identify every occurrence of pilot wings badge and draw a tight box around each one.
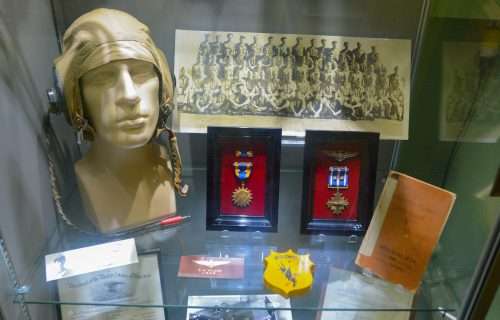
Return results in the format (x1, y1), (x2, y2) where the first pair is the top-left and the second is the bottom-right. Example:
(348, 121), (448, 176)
(323, 150), (359, 162)
(193, 259), (232, 269)
(263, 249), (314, 297)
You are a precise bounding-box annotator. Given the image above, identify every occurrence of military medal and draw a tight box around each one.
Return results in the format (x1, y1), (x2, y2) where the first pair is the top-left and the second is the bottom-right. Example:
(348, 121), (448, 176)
(326, 166), (350, 215)
(232, 150), (253, 208)
(323, 150), (359, 215)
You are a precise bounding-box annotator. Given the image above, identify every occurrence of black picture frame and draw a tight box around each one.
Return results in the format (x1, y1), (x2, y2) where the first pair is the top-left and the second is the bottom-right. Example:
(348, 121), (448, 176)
(206, 127), (281, 232)
(300, 130), (379, 236)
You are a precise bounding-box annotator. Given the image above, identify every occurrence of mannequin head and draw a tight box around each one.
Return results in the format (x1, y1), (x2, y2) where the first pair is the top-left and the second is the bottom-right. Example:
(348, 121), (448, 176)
(54, 8), (174, 142)
(80, 59), (160, 148)
(52, 9), (188, 233)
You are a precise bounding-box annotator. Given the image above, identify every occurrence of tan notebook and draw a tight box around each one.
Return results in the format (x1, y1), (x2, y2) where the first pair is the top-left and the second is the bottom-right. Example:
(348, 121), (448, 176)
(356, 171), (456, 292)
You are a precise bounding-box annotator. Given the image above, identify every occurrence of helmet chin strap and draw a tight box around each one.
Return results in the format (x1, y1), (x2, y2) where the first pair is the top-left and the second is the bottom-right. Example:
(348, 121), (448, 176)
(155, 127), (189, 197)
(73, 113), (96, 144)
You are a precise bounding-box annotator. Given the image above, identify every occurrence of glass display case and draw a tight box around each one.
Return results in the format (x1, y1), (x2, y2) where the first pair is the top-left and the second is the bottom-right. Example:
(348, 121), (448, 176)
(0, 1), (498, 320)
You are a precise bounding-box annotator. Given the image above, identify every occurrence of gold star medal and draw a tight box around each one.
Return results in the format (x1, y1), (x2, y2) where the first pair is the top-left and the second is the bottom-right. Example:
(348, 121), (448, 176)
(232, 150), (254, 208)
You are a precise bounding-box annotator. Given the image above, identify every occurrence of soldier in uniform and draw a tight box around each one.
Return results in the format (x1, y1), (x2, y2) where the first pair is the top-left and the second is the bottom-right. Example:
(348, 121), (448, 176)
(306, 90), (323, 118)
(210, 79), (225, 113)
(319, 85), (335, 117)
(306, 38), (319, 63)
(232, 63), (244, 84)
(277, 37), (289, 67)
(194, 84), (211, 113)
(191, 59), (203, 84)
(219, 33), (233, 64)
(335, 60), (348, 93)
(216, 59), (226, 81)
(389, 87), (404, 120)
(330, 40), (338, 64)
(388, 66), (401, 92)
(292, 60), (306, 83)
(377, 65), (389, 97)
(387, 66), (403, 120)
(260, 36), (274, 67)
(308, 63), (321, 91)
(339, 42), (353, 69)
(208, 35), (221, 65)
(198, 33), (210, 65)
(177, 67), (190, 105)
(367, 45), (379, 68)
(259, 59), (272, 89)
(351, 42), (364, 65)
(317, 39), (327, 69)
(292, 37), (304, 66)
(322, 40), (335, 67)
(349, 63), (363, 98)
(358, 52), (368, 73)
(203, 64), (220, 92)
(278, 64), (291, 88)
(344, 92), (362, 120)
(375, 65), (390, 118)
(223, 60), (234, 93)
(245, 36), (258, 68)
(363, 64), (376, 97)
(288, 89), (306, 117)
(229, 83), (248, 111)
(233, 35), (246, 65)
(333, 87), (348, 119)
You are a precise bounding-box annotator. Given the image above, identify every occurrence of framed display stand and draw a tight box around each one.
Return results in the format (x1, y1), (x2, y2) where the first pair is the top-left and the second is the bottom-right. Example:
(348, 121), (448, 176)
(300, 130), (379, 235)
(206, 127), (281, 232)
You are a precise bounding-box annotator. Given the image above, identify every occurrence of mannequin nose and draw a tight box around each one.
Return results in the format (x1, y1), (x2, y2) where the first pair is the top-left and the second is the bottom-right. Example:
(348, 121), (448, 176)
(116, 68), (141, 107)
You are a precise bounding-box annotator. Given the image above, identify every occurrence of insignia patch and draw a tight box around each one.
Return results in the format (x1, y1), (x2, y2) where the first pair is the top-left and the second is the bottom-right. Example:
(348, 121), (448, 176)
(263, 249), (314, 297)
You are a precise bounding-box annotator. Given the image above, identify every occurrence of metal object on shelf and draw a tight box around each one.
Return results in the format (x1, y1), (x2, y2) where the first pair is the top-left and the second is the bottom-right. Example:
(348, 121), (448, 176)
(220, 230), (231, 239)
(251, 231), (264, 240)
(347, 235), (359, 244)
(438, 307), (457, 320)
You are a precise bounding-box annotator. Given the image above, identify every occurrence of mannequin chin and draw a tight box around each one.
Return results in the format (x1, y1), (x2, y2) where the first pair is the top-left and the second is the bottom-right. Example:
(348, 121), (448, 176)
(74, 59), (176, 234)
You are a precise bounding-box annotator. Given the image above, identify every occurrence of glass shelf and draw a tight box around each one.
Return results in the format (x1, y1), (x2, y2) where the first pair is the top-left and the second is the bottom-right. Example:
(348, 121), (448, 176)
(8, 169), (459, 320)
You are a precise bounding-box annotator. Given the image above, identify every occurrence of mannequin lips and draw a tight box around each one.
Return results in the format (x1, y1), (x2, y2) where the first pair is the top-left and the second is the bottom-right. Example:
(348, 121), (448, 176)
(117, 117), (148, 129)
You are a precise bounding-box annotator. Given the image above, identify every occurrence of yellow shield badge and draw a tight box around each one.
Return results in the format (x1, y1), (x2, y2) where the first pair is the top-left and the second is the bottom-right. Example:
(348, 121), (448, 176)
(263, 249), (315, 297)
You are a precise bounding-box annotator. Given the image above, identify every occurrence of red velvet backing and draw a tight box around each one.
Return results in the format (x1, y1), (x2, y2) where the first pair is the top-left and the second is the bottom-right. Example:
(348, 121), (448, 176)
(311, 143), (361, 220)
(219, 141), (267, 217)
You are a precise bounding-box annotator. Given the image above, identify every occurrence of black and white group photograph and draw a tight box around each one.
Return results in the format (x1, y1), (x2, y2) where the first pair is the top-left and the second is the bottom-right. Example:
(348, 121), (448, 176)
(175, 30), (411, 139)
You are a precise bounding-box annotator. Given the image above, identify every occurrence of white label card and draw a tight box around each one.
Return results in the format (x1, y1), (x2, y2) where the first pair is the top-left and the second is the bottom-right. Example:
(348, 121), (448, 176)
(45, 239), (138, 281)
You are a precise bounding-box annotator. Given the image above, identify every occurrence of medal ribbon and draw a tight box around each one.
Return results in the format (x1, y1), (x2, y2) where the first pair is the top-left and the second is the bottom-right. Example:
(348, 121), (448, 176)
(328, 166), (349, 188)
(234, 162), (253, 181)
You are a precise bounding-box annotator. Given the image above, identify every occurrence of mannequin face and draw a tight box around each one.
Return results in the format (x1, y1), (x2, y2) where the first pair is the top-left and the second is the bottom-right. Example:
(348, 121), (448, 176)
(81, 59), (160, 148)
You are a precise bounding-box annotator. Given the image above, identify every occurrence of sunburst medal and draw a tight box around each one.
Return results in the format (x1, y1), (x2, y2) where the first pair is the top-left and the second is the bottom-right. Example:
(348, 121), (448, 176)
(232, 153), (254, 208)
(232, 183), (253, 207)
